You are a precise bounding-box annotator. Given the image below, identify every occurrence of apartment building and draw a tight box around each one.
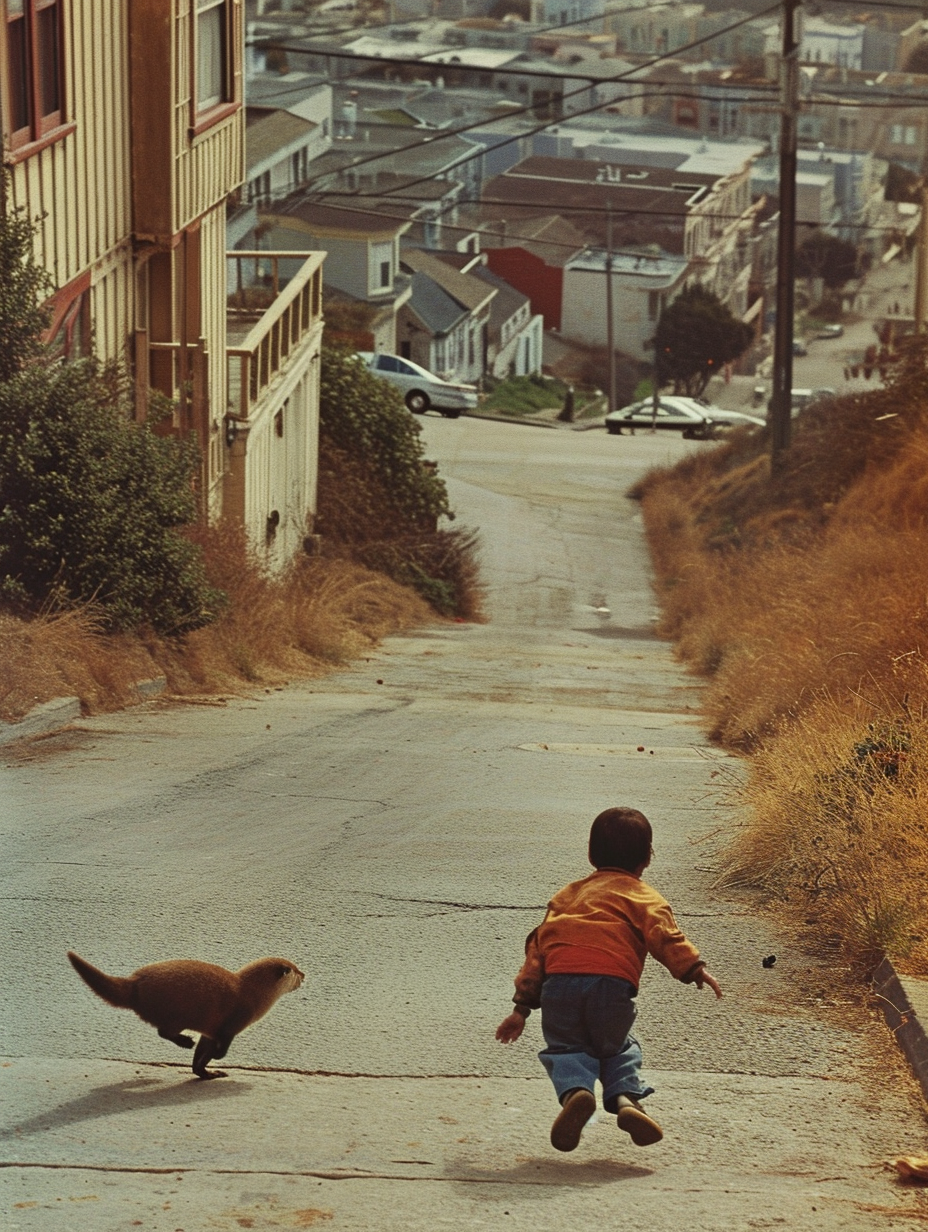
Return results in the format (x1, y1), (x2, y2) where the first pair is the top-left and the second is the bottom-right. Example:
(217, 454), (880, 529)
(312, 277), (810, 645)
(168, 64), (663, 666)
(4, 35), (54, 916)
(481, 149), (759, 313)
(1, 0), (324, 569)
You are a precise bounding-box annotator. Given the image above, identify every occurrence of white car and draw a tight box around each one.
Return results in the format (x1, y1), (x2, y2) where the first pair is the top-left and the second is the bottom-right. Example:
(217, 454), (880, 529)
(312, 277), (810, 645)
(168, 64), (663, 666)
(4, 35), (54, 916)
(357, 352), (478, 418)
(605, 396), (765, 438)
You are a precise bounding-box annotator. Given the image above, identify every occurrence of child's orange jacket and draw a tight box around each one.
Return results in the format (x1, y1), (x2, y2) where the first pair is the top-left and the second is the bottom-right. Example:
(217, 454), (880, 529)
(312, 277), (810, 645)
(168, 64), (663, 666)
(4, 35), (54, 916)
(512, 868), (704, 1009)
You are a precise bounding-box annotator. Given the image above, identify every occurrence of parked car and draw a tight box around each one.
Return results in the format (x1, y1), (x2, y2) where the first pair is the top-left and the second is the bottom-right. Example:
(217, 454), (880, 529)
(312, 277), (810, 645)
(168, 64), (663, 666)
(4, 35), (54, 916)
(356, 352), (478, 417)
(816, 324), (844, 339)
(605, 396), (765, 439)
(792, 339), (808, 356)
(790, 387), (836, 412)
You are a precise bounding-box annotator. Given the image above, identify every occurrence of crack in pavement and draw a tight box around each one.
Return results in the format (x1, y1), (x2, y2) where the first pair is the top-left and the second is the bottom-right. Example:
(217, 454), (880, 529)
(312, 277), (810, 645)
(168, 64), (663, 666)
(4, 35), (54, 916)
(358, 892), (546, 912)
(0, 1161), (650, 1186)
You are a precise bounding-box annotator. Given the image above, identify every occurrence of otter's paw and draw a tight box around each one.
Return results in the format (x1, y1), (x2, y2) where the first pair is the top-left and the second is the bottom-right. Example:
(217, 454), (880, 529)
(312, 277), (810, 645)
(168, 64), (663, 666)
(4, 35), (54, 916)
(159, 1030), (195, 1050)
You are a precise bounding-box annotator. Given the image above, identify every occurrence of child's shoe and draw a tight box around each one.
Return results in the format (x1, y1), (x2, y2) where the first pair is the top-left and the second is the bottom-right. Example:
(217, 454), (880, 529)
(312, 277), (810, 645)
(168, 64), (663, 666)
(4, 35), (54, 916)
(550, 1088), (597, 1152)
(616, 1095), (663, 1146)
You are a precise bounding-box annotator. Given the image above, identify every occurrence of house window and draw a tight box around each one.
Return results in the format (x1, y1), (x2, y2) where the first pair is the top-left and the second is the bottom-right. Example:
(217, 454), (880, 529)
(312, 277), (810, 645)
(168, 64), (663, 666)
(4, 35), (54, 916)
(45, 276), (91, 362)
(196, 0), (229, 112)
(5, 0), (65, 150)
(291, 146), (308, 186)
(380, 260), (391, 288)
(248, 170), (271, 203)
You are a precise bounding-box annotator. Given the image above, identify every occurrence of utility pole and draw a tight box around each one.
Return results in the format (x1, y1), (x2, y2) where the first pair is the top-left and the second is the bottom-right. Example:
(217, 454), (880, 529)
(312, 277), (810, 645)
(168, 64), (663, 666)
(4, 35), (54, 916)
(915, 183), (928, 333)
(769, 0), (801, 470)
(606, 205), (617, 415)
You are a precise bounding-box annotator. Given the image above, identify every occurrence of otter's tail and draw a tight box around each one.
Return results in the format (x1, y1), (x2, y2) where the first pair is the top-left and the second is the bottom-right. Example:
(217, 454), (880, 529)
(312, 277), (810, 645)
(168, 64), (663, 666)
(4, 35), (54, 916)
(67, 951), (134, 1010)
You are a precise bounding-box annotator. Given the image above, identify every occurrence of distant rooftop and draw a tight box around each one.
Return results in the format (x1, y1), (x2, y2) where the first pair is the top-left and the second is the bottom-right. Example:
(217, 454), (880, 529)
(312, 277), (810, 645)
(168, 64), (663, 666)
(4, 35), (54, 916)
(565, 248), (689, 285)
(552, 125), (765, 175)
(245, 107), (317, 173)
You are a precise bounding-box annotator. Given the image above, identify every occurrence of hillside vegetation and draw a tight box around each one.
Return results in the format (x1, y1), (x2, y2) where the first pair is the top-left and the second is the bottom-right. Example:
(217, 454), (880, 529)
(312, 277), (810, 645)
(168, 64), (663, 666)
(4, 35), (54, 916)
(633, 337), (928, 971)
(0, 194), (480, 724)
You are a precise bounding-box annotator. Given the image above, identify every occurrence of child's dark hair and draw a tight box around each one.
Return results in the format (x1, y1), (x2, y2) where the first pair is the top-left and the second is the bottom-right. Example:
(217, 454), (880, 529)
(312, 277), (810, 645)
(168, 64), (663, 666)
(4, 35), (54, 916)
(589, 807), (652, 872)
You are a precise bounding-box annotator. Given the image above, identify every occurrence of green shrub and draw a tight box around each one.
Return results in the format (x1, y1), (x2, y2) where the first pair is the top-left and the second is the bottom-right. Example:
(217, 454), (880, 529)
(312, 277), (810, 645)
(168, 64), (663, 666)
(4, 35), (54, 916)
(0, 194), (221, 634)
(317, 348), (483, 618)
(319, 347), (451, 531)
(481, 374), (566, 414)
(0, 180), (51, 383)
(0, 362), (224, 633)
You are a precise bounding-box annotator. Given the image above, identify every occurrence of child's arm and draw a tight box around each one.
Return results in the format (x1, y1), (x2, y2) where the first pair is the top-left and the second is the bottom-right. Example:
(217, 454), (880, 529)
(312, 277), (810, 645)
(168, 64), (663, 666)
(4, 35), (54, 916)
(496, 927), (544, 1044)
(496, 1008), (528, 1043)
(693, 966), (723, 998)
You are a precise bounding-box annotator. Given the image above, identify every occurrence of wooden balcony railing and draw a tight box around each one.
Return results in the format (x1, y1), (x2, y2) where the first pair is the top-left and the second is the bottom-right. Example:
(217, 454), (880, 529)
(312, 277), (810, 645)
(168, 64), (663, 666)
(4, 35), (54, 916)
(226, 250), (325, 420)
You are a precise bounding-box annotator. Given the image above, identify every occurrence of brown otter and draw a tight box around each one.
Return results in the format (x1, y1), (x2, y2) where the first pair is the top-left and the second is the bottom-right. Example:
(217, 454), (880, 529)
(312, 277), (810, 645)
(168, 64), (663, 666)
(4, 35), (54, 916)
(67, 951), (304, 1079)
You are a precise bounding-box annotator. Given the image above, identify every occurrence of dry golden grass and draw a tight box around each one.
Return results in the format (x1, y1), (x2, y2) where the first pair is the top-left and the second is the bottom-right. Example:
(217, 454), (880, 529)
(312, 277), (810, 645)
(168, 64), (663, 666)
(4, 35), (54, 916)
(721, 695), (928, 970)
(635, 340), (928, 967)
(0, 526), (432, 724)
(0, 607), (164, 721)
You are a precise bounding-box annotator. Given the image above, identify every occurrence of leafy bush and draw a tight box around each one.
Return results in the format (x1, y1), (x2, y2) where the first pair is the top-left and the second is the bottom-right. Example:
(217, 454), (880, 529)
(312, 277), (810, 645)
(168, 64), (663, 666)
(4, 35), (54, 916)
(0, 361), (224, 632)
(0, 194), (221, 634)
(318, 347), (451, 532)
(481, 374), (565, 414)
(0, 181), (51, 383)
(316, 348), (482, 618)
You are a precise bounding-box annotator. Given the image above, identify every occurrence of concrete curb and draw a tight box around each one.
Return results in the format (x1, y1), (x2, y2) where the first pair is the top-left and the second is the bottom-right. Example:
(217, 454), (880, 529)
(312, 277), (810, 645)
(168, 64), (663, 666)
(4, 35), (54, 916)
(465, 411), (607, 431)
(0, 676), (167, 747)
(0, 696), (82, 746)
(465, 410), (560, 429)
(872, 954), (928, 1103)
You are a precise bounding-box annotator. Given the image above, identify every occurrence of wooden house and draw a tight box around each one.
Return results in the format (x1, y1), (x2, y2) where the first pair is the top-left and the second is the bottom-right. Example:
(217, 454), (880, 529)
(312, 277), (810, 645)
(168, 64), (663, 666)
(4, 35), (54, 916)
(1, 0), (325, 569)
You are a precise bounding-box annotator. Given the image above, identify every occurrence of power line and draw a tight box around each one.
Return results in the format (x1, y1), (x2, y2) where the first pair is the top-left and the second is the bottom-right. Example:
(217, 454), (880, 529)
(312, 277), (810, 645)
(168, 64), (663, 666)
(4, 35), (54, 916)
(247, 0), (703, 56)
(272, 188), (919, 239)
(820, 0), (928, 11)
(250, 50), (928, 205)
(284, 4), (782, 195)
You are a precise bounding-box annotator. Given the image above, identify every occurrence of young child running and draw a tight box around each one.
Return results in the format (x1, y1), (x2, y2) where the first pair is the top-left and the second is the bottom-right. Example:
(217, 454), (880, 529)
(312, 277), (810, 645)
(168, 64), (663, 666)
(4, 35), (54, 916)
(496, 806), (722, 1152)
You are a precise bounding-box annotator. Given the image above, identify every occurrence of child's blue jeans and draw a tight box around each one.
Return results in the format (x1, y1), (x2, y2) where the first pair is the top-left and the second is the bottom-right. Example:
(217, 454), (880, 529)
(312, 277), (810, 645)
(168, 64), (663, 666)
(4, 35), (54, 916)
(538, 974), (655, 1112)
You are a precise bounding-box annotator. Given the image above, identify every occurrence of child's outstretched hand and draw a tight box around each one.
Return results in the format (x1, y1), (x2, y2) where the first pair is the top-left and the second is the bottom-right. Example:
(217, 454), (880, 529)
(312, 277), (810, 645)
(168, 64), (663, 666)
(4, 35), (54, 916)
(496, 1011), (526, 1043)
(694, 968), (723, 999)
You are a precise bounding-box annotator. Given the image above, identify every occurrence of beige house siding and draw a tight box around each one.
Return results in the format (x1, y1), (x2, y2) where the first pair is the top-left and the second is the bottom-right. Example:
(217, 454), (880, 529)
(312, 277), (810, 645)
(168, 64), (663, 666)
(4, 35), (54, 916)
(90, 244), (137, 366)
(201, 203), (229, 517)
(172, 0), (245, 233)
(4, 0), (322, 572)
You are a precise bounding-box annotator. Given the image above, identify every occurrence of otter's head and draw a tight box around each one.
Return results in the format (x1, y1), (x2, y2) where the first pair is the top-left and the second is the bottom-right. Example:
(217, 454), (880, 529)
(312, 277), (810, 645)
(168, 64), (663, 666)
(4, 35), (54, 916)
(269, 959), (304, 994)
(243, 958), (305, 998)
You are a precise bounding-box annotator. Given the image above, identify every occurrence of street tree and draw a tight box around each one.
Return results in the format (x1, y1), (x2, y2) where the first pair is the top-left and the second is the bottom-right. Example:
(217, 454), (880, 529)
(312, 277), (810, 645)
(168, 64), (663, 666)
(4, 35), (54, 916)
(795, 231), (859, 289)
(653, 284), (754, 397)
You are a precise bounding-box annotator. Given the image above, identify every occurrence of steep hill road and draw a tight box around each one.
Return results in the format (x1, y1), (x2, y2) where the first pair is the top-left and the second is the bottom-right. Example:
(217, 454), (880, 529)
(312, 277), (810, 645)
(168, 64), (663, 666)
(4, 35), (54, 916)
(2, 418), (927, 1231)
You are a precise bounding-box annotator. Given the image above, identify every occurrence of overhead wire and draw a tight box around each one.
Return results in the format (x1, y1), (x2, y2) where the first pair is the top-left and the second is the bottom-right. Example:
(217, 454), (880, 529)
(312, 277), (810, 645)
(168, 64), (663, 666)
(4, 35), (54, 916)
(253, 2), (783, 194)
(252, 34), (928, 205)
(270, 187), (919, 241)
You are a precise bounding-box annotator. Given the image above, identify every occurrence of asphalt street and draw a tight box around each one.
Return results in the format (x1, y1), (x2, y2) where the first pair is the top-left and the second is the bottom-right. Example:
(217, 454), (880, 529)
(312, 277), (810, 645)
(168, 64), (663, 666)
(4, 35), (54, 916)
(2, 418), (928, 1231)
